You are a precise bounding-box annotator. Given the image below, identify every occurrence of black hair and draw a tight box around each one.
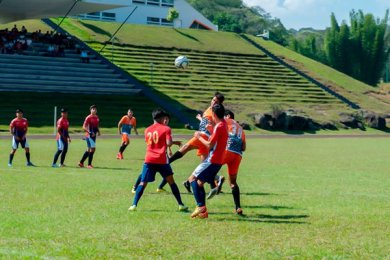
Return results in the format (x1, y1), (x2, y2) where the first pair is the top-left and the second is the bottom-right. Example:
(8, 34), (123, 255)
(90, 105), (97, 110)
(152, 108), (168, 122)
(214, 92), (225, 104)
(212, 104), (225, 119)
(224, 109), (234, 119)
(16, 108), (23, 113)
(61, 108), (68, 113)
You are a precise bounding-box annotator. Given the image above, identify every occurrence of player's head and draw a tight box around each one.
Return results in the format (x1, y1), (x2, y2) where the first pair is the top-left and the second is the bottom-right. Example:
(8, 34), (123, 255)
(224, 109), (234, 119)
(15, 108), (23, 118)
(152, 108), (168, 124)
(90, 105), (97, 115)
(61, 108), (68, 117)
(127, 109), (133, 117)
(212, 104), (225, 120)
(211, 92), (225, 106)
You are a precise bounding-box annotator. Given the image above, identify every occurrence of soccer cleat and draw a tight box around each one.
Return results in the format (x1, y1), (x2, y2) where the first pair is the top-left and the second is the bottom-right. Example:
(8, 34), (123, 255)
(87, 165), (94, 169)
(236, 208), (243, 215)
(198, 211), (209, 219)
(128, 205), (137, 211)
(207, 188), (218, 200)
(131, 186), (136, 194)
(116, 152), (123, 160)
(183, 181), (192, 193)
(52, 163), (58, 168)
(156, 188), (167, 193)
(26, 162), (35, 167)
(8, 163), (12, 167)
(178, 204), (189, 212)
(216, 176), (225, 194)
(78, 162), (84, 168)
(59, 164), (66, 167)
(191, 206), (207, 218)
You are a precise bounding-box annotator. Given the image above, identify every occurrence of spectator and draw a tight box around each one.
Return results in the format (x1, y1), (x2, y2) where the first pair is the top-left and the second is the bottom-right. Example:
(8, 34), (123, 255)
(80, 49), (90, 63)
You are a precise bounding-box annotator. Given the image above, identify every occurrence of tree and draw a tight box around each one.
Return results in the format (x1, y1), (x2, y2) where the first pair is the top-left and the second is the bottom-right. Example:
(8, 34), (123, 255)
(166, 7), (179, 22)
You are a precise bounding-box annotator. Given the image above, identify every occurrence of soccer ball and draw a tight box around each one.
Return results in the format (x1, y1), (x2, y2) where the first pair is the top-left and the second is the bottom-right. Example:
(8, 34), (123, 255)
(175, 55), (189, 69)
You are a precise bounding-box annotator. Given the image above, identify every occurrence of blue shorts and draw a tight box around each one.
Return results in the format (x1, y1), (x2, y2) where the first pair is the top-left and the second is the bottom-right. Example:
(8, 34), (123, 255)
(57, 137), (68, 151)
(12, 136), (29, 149)
(192, 161), (222, 184)
(140, 163), (174, 183)
(86, 137), (96, 148)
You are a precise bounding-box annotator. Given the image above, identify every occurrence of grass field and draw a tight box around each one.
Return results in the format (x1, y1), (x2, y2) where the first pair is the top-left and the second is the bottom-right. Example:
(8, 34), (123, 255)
(1, 137), (389, 258)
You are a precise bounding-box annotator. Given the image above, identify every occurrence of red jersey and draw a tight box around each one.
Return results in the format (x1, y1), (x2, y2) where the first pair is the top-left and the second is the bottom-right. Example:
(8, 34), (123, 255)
(10, 117), (28, 138)
(207, 119), (228, 164)
(225, 118), (246, 156)
(56, 117), (69, 140)
(144, 123), (172, 164)
(83, 114), (99, 137)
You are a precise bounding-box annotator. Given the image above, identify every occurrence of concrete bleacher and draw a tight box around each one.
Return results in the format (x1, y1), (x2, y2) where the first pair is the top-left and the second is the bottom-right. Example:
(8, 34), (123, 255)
(0, 44), (142, 95)
(91, 43), (345, 108)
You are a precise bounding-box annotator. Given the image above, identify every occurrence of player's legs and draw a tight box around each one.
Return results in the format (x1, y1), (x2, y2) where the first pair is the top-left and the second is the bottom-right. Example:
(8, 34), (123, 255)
(131, 164), (155, 208)
(21, 139), (33, 166)
(9, 137), (19, 165)
(53, 139), (64, 166)
(117, 134), (129, 159)
(88, 147), (96, 167)
(60, 141), (69, 166)
(165, 174), (187, 209)
(226, 154), (242, 214)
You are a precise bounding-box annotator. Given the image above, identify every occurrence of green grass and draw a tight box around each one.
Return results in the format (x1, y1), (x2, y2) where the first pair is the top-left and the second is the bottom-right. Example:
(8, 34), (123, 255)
(54, 18), (261, 54)
(1, 137), (389, 258)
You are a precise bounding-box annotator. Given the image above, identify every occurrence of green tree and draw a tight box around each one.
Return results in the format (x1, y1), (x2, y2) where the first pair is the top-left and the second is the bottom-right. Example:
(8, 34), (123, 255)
(166, 7), (179, 22)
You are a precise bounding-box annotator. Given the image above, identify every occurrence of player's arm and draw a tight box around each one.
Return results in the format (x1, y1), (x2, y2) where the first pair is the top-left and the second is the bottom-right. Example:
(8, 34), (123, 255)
(82, 119), (91, 136)
(194, 131), (215, 150)
(117, 117), (123, 135)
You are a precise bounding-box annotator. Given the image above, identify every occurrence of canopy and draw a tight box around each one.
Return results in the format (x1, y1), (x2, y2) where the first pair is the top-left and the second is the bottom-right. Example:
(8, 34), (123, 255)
(0, 0), (125, 23)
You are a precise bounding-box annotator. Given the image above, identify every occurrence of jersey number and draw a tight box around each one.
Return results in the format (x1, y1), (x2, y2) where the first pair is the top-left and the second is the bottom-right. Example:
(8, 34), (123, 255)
(146, 131), (159, 145)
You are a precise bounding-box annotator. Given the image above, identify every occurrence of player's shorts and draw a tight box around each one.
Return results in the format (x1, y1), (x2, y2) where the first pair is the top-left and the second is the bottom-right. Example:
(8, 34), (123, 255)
(186, 133), (209, 156)
(223, 151), (242, 176)
(56, 137), (68, 151)
(192, 161), (222, 184)
(86, 136), (96, 148)
(140, 163), (174, 183)
(121, 133), (130, 144)
(12, 136), (29, 149)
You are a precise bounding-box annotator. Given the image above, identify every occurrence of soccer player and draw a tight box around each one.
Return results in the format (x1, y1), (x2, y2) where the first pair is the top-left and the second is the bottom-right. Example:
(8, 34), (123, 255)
(8, 109), (34, 167)
(189, 104), (228, 219)
(117, 108), (138, 160)
(207, 110), (246, 215)
(52, 108), (71, 167)
(167, 92), (225, 192)
(128, 108), (188, 212)
(78, 105), (100, 169)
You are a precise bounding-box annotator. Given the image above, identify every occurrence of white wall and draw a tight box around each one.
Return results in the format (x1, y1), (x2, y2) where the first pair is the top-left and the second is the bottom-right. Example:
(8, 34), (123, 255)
(82, 0), (217, 30)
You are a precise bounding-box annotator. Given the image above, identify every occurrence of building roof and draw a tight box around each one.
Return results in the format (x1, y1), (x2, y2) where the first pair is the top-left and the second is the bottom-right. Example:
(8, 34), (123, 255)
(0, 0), (125, 23)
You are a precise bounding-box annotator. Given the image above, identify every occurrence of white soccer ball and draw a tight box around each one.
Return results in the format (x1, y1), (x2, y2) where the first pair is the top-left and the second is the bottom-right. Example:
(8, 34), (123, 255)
(175, 55), (189, 69)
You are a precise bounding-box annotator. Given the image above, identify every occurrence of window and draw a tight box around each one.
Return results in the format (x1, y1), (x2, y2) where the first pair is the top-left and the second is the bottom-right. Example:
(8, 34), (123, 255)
(161, 18), (173, 26)
(132, 0), (145, 4)
(102, 12), (116, 21)
(161, 0), (174, 7)
(147, 17), (160, 25)
(147, 0), (159, 6)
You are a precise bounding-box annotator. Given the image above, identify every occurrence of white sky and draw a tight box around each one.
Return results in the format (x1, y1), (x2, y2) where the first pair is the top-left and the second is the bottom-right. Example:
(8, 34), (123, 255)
(243, 0), (389, 30)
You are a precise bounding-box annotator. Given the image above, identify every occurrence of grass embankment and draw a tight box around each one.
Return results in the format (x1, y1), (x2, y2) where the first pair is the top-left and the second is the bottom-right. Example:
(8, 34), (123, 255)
(0, 138), (389, 258)
(248, 35), (390, 115)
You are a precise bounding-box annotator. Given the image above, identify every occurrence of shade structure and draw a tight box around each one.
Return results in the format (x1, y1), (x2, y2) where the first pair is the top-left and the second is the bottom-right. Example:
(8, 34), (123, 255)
(0, 0), (126, 23)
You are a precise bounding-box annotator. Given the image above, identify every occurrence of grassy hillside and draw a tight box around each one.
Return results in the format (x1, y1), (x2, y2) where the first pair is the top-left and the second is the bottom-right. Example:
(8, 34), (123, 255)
(247, 35), (390, 115)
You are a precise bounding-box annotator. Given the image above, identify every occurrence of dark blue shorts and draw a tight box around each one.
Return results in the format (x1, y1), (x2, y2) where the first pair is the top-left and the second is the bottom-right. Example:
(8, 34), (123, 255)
(140, 163), (174, 183)
(192, 162), (222, 184)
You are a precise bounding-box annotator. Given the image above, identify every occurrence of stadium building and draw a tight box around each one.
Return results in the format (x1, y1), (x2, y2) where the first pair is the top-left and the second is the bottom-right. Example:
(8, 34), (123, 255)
(75, 0), (218, 31)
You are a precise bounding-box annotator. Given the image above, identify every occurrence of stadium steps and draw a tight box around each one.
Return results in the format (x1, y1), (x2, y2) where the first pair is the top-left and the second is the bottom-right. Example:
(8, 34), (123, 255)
(86, 42), (346, 107)
(0, 51), (141, 95)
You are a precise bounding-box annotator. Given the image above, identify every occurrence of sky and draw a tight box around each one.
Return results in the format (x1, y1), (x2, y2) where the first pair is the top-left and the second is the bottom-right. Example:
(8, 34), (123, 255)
(242, 0), (389, 30)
